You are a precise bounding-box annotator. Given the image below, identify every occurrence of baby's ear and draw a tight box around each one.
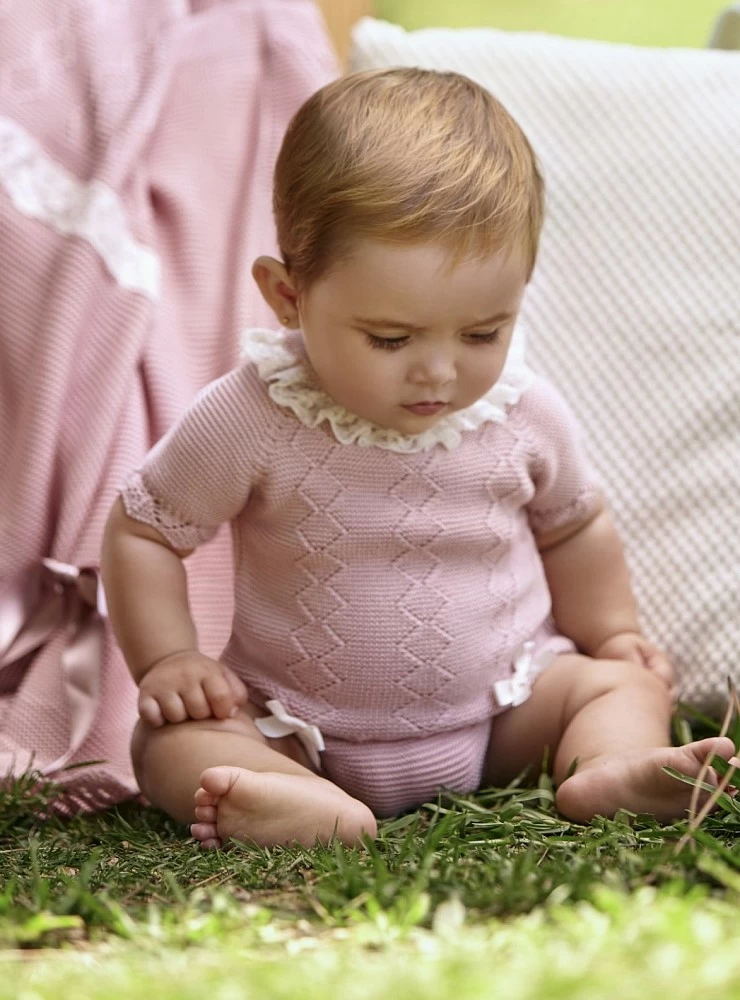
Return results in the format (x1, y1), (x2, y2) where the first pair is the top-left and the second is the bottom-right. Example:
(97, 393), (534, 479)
(252, 256), (299, 328)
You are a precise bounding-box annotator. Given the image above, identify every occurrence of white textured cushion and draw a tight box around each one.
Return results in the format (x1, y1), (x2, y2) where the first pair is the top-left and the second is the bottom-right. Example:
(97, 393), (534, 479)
(351, 20), (740, 711)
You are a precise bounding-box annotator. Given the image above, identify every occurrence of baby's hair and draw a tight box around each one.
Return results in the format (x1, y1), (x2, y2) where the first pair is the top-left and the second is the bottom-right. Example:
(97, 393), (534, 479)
(273, 67), (544, 289)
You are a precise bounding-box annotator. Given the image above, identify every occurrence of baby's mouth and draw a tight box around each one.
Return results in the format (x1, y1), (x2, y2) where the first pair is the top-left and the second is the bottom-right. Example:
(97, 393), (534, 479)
(402, 401), (448, 415)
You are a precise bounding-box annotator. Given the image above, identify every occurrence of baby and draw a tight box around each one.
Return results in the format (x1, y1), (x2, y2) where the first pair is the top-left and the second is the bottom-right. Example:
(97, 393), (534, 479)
(102, 68), (735, 849)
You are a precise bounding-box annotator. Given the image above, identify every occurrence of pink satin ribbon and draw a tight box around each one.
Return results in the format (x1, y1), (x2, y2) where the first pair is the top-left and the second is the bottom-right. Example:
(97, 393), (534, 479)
(0, 558), (106, 775)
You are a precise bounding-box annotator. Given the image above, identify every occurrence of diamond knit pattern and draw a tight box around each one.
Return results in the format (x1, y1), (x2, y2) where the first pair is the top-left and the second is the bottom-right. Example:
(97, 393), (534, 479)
(288, 427), (348, 717)
(124, 354), (599, 743)
(389, 452), (455, 729)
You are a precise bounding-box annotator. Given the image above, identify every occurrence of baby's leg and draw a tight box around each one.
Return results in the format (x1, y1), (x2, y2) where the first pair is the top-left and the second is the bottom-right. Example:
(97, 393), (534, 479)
(484, 655), (737, 822)
(131, 704), (377, 848)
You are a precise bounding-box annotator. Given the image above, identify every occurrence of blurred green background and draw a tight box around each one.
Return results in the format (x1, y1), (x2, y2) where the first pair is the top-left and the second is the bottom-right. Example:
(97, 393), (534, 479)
(376, 1), (727, 48)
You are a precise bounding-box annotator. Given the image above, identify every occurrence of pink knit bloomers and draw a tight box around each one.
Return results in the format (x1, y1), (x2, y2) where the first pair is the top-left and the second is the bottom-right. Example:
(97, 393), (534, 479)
(253, 631), (576, 817)
(121, 328), (598, 817)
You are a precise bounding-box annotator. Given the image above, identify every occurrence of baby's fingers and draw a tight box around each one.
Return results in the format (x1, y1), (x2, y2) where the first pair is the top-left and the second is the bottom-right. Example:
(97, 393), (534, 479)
(181, 684), (213, 721)
(157, 691), (189, 724)
(139, 694), (165, 728)
(645, 650), (675, 687)
(643, 650), (677, 702)
(139, 691), (188, 726)
(223, 667), (249, 707)
(202, 673), (238, 719)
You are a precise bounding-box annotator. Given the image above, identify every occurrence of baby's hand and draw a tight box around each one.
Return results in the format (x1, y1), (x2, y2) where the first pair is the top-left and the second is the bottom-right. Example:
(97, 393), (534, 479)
(137, 651), (249, 727)
(593, 632), (676, 699)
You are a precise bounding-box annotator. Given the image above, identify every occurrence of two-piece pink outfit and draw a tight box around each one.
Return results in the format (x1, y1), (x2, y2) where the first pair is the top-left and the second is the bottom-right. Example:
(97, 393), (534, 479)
(122, 327), (600, 816)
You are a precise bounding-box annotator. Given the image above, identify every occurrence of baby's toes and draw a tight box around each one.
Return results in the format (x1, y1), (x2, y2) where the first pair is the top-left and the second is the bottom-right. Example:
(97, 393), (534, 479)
(191, 821), (221, 847)
(194, 787), (220, 808)
(198, 837), (223, 850)
(689, 736), (736, 768)
(199, 765), (240, 799)
(194, 804), (218, 823)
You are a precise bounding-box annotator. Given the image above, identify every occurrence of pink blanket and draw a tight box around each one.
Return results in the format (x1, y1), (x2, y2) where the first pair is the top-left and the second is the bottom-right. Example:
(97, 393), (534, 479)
(0, 0), (337, 811)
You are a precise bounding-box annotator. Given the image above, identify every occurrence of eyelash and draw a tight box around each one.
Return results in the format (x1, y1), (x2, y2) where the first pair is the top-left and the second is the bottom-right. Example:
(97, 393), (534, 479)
(365, 331), (501, 351)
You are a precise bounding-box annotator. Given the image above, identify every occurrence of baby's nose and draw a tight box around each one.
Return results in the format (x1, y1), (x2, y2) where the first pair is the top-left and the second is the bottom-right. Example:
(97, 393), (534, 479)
(410, 351), (456, 386)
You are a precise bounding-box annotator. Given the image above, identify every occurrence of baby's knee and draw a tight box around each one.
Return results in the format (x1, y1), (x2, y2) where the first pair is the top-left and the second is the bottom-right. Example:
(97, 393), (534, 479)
(130, 718), (168, 790)
(130, 717), (208, 787)
(562, 656), (671, 719)
(587, 657), (671, 702)
(130, 718), (147, 770)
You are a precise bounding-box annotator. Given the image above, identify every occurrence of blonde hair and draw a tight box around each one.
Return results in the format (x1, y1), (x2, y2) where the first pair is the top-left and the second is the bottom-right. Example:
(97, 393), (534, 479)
(274, 68), (544, 289)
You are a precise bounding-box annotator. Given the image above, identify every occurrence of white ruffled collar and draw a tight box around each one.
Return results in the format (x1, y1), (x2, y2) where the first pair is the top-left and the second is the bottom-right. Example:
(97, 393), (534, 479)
(241, 326), (533, 453)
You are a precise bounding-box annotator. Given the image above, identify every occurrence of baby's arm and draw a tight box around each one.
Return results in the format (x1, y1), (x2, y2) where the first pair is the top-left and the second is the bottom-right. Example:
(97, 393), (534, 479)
(102, 499), (247, 727)
(537, 504), (674, 689)
(523, 376), (673, 688)
(103, 498), (197, 677)
(101, 364), (266, 726)
(537, 500), (639, 652)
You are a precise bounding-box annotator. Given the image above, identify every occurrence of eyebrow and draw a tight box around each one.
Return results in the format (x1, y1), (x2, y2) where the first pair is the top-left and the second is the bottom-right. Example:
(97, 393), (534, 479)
(353, 313), (513, 332)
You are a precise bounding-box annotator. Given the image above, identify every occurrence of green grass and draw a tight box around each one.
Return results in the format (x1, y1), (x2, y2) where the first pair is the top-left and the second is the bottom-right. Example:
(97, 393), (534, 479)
(4, 888), (740, 999)
(377, 0), (726, 49)
(2, 708), (740, 996)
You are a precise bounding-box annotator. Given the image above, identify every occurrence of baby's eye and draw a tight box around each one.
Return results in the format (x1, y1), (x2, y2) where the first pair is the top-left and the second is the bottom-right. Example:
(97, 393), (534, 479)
(465, 330), (501, 344)
(365, 333), (408, 351)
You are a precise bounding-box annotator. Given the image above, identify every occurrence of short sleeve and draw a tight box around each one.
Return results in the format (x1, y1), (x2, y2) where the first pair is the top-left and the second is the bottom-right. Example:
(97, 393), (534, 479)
(120, 362), (270, 551)
(519, 376), (602, 537)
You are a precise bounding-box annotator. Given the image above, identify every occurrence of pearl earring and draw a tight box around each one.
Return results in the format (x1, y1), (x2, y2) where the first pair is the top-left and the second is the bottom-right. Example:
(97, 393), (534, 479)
(282, 316), (290, 325)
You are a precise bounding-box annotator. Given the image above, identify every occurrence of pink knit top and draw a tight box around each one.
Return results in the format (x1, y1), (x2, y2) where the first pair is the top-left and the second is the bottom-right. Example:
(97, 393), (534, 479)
(121, 328), (600, 744)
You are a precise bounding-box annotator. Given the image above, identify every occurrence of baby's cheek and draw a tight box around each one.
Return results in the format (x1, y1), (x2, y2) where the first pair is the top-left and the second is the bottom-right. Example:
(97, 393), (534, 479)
(472, 353), (506, 388)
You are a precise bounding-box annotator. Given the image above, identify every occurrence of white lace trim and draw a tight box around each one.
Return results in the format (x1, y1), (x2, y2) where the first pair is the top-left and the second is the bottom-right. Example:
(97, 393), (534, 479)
(0, 116), (160, 299)
(241, 326), (533, 453)
(121, 471), (217, 551)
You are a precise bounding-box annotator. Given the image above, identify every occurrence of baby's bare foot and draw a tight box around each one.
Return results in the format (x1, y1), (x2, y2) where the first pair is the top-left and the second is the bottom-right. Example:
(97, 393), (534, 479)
(556, 737), (737, 823)
(190, 766), (378, 849)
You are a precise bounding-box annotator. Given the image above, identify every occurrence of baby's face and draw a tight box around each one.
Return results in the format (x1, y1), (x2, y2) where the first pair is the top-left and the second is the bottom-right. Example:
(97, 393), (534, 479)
(297, 240), (529, 435)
